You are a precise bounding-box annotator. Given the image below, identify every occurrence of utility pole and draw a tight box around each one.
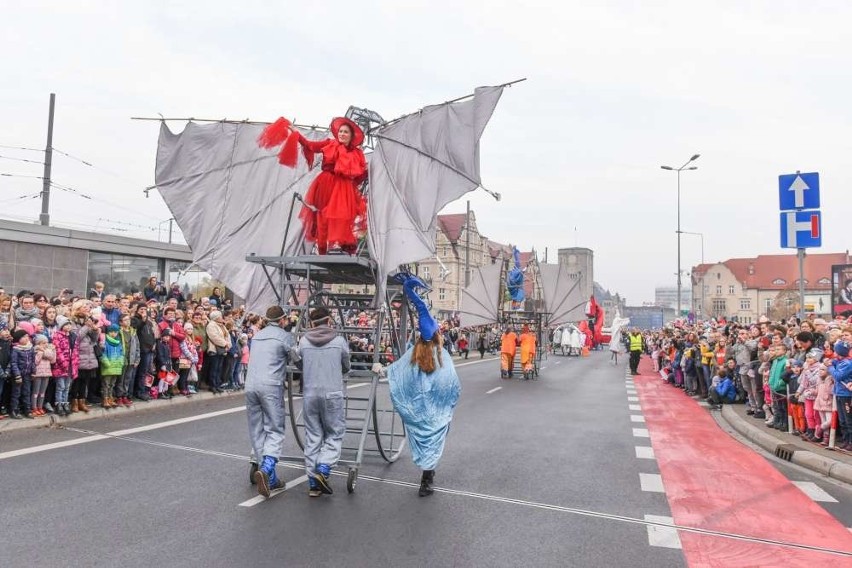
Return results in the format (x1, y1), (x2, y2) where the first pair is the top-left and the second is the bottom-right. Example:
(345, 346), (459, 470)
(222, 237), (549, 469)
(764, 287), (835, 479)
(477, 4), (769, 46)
(464, 200), (471, 287)
(168, 218), (174, 244)
(39, 93), (56, 226)
(797, 248), (806, 321)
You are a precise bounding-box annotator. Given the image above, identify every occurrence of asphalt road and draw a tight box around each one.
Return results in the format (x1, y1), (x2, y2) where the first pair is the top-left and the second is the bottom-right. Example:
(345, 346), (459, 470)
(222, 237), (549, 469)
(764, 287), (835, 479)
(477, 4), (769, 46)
(1, 350), (850, 567)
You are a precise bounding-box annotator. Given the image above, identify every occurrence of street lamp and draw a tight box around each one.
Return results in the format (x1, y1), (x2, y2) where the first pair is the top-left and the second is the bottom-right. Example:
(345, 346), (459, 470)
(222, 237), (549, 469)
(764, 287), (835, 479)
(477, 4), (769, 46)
(679, 230), (704, 317)
(661, 154), (700, 318)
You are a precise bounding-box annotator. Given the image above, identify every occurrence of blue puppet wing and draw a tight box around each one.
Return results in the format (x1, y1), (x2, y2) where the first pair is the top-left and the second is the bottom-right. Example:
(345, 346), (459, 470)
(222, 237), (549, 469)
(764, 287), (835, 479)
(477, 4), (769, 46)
(506, 247), (525, 309)
(387, 346), (461, 471)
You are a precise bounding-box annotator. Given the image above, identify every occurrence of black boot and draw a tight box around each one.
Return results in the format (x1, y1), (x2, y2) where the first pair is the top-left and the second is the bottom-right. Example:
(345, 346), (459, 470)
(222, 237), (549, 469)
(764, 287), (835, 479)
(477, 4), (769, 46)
(419, 470), (435, 497)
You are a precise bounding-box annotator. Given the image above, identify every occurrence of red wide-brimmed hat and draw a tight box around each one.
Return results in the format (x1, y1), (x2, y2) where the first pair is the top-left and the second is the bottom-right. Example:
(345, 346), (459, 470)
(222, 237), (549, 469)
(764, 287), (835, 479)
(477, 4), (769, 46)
(330, 117), (364, 147)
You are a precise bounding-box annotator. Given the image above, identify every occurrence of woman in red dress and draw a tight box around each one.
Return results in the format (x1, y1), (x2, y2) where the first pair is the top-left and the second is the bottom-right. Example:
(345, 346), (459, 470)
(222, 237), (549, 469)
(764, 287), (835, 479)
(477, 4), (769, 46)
(259, 116), (367, 255)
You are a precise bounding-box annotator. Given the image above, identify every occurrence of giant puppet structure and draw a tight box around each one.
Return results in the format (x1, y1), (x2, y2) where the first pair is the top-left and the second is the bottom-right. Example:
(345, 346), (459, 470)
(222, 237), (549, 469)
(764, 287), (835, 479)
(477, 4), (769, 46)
(151, 81), (519, 492)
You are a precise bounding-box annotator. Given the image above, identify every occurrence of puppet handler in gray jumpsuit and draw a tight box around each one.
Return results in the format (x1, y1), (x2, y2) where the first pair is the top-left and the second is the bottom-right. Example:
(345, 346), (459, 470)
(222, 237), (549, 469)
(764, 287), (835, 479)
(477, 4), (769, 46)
(245, 305), (295, 497)
(373, 274), (461, 496)
(295, 307), (351, 497)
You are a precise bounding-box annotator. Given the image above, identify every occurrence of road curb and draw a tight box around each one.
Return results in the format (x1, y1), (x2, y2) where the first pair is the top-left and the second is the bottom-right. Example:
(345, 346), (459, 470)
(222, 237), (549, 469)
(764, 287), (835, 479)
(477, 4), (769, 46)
(719, 405), (852, 485)
(0, 390), (244, 434)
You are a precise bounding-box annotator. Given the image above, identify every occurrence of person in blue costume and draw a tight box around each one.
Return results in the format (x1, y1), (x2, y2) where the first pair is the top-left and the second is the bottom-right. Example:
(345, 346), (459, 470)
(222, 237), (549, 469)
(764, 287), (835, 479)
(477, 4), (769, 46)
(507, 247), (525, 310)
(374, 274), (461, 497)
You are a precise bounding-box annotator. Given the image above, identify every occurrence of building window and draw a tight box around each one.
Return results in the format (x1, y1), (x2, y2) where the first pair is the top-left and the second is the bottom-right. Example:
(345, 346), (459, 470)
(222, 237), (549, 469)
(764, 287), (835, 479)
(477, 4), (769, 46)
(729, 285), (735, 295)
(167, 262), (221, 302)
(716, 285), (722, 295)
(88, 252), (162, 296)
(439, 288), (446, 300)
(712, 299), (726, 314)
(703, 285), (709, 294)
(764, 298), (772, 313)
(740, 299), (751, 311)
(422, 266), (430, 278)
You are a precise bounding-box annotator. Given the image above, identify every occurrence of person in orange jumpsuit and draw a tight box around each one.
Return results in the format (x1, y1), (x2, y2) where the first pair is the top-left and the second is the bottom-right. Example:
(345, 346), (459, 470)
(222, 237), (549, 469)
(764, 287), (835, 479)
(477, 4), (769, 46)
(500, 327), (518, 379)
(519, 324), (537, 380)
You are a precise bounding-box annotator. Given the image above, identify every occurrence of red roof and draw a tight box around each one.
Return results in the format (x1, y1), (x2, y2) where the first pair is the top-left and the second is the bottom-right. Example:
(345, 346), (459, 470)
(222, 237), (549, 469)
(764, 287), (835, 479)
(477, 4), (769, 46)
(693, 252), (850, 290)
(437, 214), (466, 243)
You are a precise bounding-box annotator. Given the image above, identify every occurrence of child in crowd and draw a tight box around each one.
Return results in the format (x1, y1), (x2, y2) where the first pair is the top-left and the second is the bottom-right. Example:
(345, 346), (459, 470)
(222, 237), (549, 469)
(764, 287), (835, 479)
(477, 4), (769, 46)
(156, 328), (174, 399)
(231, 333), (248, 390)
(0, 328), (11, 418)
(51, 316), (78, 416)
(99, 324), (125, 409)
(785, 359), (806, 435)
(10, 329), (36, 419)
(707, 368), (736, 409)
(814, 360), (834, 445)
(31, 334), (55, 416)
(828, 341), (852, 450)
(796, 349), (824, 442)
(767, 345), (789, 431)
(178, 322), (198, 397)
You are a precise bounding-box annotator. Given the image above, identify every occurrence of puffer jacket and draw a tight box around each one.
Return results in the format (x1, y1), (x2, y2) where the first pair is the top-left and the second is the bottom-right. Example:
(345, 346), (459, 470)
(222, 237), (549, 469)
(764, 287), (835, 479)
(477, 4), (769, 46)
(33, 344), (56, 378)
(73, 318), (101, 371)
(814, 373), (834, 412)
(52, 329), (79, 379)
(99, 334), (125, 376)
(829, 358), (852, 397)
(120, 327), (140, 367)
(11, 344), (36, 378)
(796, 363), (823, 401)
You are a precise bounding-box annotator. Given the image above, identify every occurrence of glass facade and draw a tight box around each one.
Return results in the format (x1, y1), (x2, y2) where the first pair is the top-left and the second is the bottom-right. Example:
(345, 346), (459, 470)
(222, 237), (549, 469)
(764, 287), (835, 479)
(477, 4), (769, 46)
(167, 261), (225, 302)
(87, 253), (162, 295)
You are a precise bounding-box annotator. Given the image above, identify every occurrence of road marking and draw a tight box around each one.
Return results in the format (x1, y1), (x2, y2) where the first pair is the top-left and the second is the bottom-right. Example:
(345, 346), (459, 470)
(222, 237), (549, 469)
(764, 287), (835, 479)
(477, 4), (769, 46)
(628, 396), (639, 402)
(644, 514), (682, 549)
(630, 415), (646, 423)
(635, 446), (655, 460)
(626, 390), (637, 395)
(238, 475), (309, 507)
(633, 428), (650, 438)
(640, 473), (665, 493)
(629, 404), (642, 411)
(456, 358), (496, 368)
(792, 481), (838, 503)
(486, 387), (502, 394)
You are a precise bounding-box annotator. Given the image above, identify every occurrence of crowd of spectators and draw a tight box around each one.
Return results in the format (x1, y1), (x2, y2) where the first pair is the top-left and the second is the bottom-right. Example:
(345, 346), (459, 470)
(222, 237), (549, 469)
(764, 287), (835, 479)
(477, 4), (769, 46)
(0, 281), (252, 420)
(641, 313), (852, 451)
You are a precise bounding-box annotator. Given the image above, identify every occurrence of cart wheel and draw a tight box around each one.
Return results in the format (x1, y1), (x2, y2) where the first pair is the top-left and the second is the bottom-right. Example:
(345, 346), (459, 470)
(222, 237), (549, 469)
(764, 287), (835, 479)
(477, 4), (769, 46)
(347, 468), (358, 493)
(249, 461), (258, 485)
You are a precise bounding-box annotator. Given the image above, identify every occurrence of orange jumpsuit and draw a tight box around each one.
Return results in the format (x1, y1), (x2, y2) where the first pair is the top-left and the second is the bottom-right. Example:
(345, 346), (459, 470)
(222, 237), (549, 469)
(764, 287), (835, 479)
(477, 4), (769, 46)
(519, 332), (536, 373)
(500, 332), (517, 377)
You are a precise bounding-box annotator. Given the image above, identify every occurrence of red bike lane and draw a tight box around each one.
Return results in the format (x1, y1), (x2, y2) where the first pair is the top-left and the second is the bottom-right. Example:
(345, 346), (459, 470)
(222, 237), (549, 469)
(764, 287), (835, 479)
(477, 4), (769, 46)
(633, 358), (852, 567)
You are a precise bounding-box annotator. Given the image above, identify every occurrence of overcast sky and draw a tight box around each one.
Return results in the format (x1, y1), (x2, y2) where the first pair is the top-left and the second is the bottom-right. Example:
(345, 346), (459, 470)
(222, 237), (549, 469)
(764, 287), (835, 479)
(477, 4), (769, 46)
(2, 1), (851, 304)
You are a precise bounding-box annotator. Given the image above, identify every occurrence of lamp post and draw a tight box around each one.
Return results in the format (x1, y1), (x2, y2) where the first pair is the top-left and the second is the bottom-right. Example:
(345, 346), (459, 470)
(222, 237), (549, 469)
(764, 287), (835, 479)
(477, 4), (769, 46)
(679, 230), (704, 316)
(661, 154), (700, 318)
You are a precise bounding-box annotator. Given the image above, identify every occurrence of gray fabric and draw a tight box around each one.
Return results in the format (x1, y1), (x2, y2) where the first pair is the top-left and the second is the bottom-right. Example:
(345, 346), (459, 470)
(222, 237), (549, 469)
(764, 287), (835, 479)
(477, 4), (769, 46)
(296, 333), (350, 396)
(245, 383), (286, 461)
(459, 262), (502, 328)
(302, 391), (346, 474)
(367, 86), (504, 297)
(244, 324), (294, 387)
(539, 263), (586, 326)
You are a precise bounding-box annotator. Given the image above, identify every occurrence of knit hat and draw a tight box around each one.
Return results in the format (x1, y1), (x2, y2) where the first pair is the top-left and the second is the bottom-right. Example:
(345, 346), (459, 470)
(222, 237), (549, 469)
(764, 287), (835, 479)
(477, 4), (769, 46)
(395, 273), (438, 341)
(209, 310), (222, 321)
(56, 315), (71, 329)
(835, 340), (851, 358)
(33, 333), (48, 344)
(12, 329), (29, 343)
(183, 322), (194, 332)
(790, 359), (804, 368)
(16, 321), (34, 337)
(806, 349), (824, 360)
(107, 324), (120, 334)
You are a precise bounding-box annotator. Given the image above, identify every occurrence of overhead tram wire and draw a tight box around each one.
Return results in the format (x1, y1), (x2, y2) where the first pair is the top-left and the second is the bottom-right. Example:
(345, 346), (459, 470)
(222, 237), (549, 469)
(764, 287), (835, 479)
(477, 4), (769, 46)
(0, 144), (44, 153)
(0, 154), (44, 165)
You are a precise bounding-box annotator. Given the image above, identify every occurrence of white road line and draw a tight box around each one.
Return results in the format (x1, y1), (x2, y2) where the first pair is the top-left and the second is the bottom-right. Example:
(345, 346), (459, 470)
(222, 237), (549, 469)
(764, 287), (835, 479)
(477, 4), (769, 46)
(632, 428), (650, 438)
(456, 358), (495, 368)
(639, 473), (665, 493)
(635, 446), (655, 460)
(644, 514), (682, 549)
(486, 387), (502, 394)
(792, 481), (838, 503)
(0, 406), (246, 461)
(629, 404), (642, 411)
(626, 390), (637, 395)
(627, 396), (639, 402)
(630, 415), (646, 423)
(238, 475), (309, 507)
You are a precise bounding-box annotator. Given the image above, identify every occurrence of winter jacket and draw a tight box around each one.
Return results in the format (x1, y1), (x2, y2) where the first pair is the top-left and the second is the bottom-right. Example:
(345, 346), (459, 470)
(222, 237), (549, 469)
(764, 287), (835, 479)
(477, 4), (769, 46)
(132, 316), (157, 353)
(99, 334), (125, 376)
(73, 318), (101, 371)
(796, 364), (822, 401)
(156, 339), (173, 371)
(768, 356), (788, 393)
(179, 339), (199, 366)
(829, 358), (852, 397)
(206, 320), (231, 354)
(244, 323), (294, 388)
(103, 307), (121, 327)
(33, 344), (56, 378)
(0, 337), (11, 377)
(192, 322), (208, 352)
(11, 344), (36, 378)
(730, 341), (755, 367)
(158, 319), (186, 359)
(120, 327), (140, 367)
(713, 377), (737, 403)
(295, 325), (350, 396)
(52, 329), (79, 379)
(814, 373), (835, 412)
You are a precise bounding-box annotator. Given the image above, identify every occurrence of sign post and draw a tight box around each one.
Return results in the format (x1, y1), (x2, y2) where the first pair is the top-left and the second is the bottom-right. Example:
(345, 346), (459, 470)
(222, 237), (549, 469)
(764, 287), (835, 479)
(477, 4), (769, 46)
(778, 171), (821, 321)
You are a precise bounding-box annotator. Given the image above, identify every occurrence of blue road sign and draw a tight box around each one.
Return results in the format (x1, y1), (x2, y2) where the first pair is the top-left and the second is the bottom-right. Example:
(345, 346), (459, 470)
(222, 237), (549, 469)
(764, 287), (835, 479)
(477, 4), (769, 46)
(779, 172), (820, 211)
(780, 210), (822, 248)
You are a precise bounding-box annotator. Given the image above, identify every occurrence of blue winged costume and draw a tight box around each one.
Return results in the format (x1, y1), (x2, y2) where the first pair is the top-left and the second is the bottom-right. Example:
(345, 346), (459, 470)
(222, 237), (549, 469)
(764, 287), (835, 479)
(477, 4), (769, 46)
(507, 247), (525, 310)
(387, 274), (461, 471)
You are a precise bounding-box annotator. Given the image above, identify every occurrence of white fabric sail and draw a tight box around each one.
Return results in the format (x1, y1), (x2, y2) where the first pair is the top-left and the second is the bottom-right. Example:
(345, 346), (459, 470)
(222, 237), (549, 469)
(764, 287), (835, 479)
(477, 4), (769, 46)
(458, 262), (503, 328)
(367, 86), (504, 295)
(539, 263), (586, 326)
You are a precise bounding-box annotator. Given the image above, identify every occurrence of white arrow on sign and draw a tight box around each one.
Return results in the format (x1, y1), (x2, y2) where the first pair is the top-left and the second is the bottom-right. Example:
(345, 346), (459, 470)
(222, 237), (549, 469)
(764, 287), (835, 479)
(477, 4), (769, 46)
(788, 175), (810, 208)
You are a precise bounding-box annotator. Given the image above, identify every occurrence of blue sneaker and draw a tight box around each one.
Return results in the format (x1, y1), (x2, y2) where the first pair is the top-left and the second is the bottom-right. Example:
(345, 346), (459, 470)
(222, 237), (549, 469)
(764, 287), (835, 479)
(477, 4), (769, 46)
(314, 463), (333, 495)
(308, 476), (322, 498)
(255, 456), (284, 497)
